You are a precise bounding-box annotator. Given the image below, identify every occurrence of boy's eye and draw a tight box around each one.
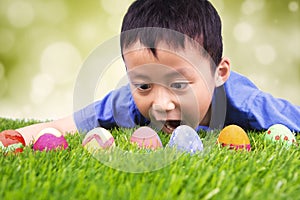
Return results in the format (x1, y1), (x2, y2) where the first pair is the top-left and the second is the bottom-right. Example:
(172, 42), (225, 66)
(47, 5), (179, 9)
(170, 82), (188, 89)
(135, 83), (152, 91)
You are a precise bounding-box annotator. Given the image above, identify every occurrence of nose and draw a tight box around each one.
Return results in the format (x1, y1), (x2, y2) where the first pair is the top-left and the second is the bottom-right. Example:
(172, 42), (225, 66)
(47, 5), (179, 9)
(152, 86), (176, 112)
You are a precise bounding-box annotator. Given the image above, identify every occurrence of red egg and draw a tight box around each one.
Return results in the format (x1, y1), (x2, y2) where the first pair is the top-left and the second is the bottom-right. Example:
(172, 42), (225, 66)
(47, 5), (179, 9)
(130, 126), (162, 150)
(0, 130), (26, 154)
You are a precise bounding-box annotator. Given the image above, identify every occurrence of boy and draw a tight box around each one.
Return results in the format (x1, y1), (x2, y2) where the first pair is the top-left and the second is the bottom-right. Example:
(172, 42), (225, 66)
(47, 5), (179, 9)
(16, 0), (300, 145)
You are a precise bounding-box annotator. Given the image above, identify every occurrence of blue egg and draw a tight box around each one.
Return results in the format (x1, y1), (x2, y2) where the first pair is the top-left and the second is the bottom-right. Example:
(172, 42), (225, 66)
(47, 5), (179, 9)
(167, 125), (203, 154)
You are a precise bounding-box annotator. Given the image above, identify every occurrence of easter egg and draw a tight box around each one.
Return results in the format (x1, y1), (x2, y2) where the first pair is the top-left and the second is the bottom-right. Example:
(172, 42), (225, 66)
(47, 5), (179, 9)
(217, 125), (251, 151)
(33, 128), (68, 151)
(167, 125), (203, 154)
(82, 127), (115, 153)
(265, 124), (297, 146)
(130, 126), (163, 149)
(0, 130), (26, 154)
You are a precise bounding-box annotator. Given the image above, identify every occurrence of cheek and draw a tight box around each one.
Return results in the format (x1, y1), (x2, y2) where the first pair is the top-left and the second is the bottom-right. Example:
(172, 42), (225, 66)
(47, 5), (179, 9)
(179, 83), (213, 126)
(131, 92), (152, 119)
(177, 93), (199, 127)
(195, 84), (213, 120)
(197, 93), (212, 116)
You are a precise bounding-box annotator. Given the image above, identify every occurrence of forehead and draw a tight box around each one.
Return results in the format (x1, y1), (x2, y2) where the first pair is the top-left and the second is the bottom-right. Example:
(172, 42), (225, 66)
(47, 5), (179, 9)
(123, 44), (213, 83)
(123, 41), (209, 68)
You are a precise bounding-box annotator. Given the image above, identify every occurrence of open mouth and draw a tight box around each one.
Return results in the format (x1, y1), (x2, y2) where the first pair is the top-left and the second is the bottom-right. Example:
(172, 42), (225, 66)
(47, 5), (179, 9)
(162, 120), (182, 134)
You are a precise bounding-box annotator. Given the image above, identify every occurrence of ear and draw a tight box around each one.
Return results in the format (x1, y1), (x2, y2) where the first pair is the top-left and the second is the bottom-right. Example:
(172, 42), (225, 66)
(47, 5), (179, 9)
(214, 57), (231, 87)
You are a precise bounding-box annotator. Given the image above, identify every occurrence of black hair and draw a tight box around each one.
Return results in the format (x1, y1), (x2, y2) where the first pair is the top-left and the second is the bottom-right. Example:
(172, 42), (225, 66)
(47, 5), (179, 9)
(120, 0), (223, 67)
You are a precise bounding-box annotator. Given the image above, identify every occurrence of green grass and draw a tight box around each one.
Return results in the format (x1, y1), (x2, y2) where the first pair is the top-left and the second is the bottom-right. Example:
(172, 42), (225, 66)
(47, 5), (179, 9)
(0, 117), (299, 200)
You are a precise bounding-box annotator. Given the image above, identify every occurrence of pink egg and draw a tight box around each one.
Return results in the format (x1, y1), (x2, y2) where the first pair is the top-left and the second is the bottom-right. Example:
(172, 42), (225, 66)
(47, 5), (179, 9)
(33, 128), (68, 151)
(130, 126), (162, 150)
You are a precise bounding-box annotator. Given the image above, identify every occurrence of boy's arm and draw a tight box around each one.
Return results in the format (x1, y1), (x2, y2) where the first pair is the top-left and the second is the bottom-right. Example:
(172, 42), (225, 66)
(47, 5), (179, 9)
(16, 115), (78, 146)
(224, 71), (300, 132)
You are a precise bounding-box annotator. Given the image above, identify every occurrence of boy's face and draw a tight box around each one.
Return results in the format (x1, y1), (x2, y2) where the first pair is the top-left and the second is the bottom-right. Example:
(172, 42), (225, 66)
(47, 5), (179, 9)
(123, 42), (225, 134)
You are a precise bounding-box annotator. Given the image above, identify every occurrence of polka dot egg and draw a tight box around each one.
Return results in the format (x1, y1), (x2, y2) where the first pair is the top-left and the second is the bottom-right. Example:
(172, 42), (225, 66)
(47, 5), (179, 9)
(265, 124), (297, 147)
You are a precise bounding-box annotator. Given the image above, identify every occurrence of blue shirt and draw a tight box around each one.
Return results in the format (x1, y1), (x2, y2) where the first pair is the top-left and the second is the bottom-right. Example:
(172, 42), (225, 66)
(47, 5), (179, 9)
(73, 71), (300, 133)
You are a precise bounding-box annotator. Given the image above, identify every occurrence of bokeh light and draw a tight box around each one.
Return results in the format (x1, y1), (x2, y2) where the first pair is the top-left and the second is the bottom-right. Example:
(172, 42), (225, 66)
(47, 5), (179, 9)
(6, 0), (35, 28)
(241, 0), (265, 15)
(40, 42), (82, 84)
(289, 1), (299, 12)
(0, 0), (299, 120)
(100, 0), (133, 15)
(255, 44), (276, 65)
(30, 73), (55, 104)
(35, 1), (67, 24)
(233, 22), (254, 42)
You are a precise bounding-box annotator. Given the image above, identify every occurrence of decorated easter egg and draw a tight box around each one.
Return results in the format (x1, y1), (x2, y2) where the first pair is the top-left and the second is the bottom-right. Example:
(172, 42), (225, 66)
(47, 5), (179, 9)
(130, 126), (163, 149)
(82, 127), (115, 153)
(33, 128), (68, 151)
(167, 125), (203, 154)
(0, 130), (26, 154)
(217, 125), (251, 151)
(265, 124), (297, 146)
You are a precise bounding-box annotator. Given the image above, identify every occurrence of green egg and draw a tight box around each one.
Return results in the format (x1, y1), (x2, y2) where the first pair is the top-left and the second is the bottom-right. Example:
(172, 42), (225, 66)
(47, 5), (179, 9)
(265, 124), (297, 147)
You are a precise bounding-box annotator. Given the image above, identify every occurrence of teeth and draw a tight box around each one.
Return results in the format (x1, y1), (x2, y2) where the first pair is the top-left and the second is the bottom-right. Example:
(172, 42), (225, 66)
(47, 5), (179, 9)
(165, 124), (173, 130)
(161, 120), (181, 133)
(165, 122), (177, 132)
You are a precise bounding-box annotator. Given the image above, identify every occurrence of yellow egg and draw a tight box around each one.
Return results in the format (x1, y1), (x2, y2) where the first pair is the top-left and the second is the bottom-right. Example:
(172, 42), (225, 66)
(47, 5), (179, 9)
(217, 125), (251, 151)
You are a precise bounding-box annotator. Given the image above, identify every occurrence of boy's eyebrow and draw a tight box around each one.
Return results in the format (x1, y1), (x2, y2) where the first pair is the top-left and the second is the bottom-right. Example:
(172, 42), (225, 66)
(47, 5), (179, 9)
(128, 67), (194, 80)
(128, 73), (151, 81)
(165, 67), (195, 79)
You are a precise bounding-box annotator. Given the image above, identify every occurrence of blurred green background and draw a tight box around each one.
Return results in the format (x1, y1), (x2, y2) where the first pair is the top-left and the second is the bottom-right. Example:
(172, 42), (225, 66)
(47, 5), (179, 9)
(0, 0), (299, 120)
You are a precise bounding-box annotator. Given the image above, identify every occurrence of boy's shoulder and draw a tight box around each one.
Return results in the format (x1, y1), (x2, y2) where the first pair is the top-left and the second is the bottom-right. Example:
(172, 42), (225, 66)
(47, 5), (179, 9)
(222, 70), (261, 126)
(224, 71), (260, 105)
(225, 71), (257, 88)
